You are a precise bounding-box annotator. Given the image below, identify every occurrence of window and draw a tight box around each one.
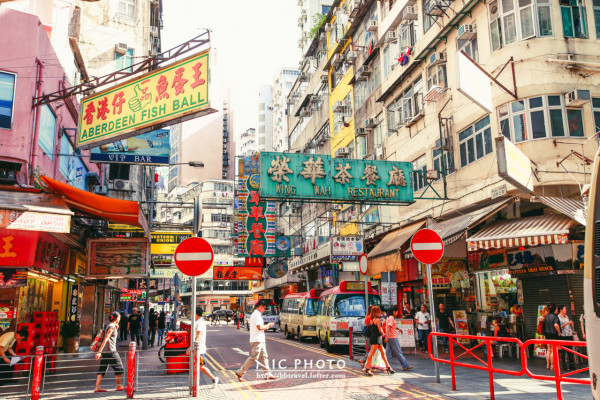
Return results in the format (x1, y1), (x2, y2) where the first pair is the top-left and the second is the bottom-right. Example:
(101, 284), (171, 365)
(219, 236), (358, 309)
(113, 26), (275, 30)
(387, 103), (397, 135)
(0, 72), (16, 130)
(373, 113), (384, 147)
(458, 37), (479, 62)
(423, 0), (437, 33)
(561, 0), (588, 38)
(427, 64), (447, 90)
(259, 114), (265, 122)
(489, 0), (553, 52)
(60, 136), (88, 190)
(412, 155), (427, 191)
(433, 142), (455, 179)
(259, 126), (265, 134)
(259, 137), (266, 145)
(398, 20), (419, 54)
(498, 95), (586, 143)
(594, 0), (600, 38)
(593, 98), (600, 139)
(357, 135), (367, 159)
(118, 0), (136, 19)
(399, 77), (423, 124)
(115, 49), (134, 72)
(38, 105), (56, 161)
(108, 164), (131, 180)
(458, 115), (493, 168)
(259, 103), (265, 111)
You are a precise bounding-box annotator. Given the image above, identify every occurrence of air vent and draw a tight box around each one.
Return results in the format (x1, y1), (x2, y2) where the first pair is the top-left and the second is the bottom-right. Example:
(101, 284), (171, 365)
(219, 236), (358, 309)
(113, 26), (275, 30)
(595, 267), (600, 307)
(595, 221), (600, 256)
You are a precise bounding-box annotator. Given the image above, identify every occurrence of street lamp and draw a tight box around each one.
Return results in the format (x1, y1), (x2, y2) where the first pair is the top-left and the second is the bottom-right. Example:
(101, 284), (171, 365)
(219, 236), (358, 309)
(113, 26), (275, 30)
(169, 161), (205, 168)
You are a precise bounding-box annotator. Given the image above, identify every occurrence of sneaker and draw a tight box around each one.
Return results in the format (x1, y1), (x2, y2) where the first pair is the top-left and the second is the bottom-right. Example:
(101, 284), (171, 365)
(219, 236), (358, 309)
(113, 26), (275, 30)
(265, 374), (277, 380)
(211, 377), (219, 389)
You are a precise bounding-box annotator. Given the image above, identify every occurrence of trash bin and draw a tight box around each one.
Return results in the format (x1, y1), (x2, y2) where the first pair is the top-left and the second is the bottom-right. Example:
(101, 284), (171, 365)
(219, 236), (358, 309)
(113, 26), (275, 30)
(163, 331), (190, 374)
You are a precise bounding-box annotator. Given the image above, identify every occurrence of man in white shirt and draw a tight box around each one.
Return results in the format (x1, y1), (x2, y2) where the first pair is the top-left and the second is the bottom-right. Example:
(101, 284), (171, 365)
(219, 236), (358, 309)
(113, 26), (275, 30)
(165, 313), (172, 331)
(414, 305), (431, 352)
(186, 307), (218, 389)
(235, 299), (276, 381)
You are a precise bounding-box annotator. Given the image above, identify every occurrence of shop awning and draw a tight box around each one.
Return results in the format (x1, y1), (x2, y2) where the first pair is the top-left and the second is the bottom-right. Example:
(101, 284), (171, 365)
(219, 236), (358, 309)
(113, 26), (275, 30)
(0, 188), (73, 233)
(39, 176), (150, 237)
(466, 214), (575, 251)
(537, 196), (586, 226)
(405, 198), (514, 258)
(368, 222), (425, 275)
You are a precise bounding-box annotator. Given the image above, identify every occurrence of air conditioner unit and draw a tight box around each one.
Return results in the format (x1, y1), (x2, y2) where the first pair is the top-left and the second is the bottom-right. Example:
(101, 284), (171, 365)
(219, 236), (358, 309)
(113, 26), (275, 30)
(115, 43), (128, 55)
(333, 100), (346, 113)
(299, 72), (309, 82)
(308, 95), (318, 104)
(429, 52), (446, 66)
(109, 179), (133, 191)
(346, 51), (358, 63)
(385, 31), (398, 43)
(429, 1), (445, 16)
(320, 73), (329, 83)
(331, 53), (343, 66)
(375, 145), (384, 157)
(300, 109), (311, 117)
(356, 128), (368, 136)
(402, 6), (418, 20)
(359, 65), (372, 78)
(298, 16), (305, 27)
(325, 23), (333, 32)
(368, 20), (378, 32)
(565, 89), (591, 106)
(287, 97), (295, 104)
(427, 170), (439, 180)
(334, 147), (350, 158)
(291, 91), (301, 98)
(457, 24), (477, 40)
(298, 38), (305, 48)
(365, 118), (377, 128)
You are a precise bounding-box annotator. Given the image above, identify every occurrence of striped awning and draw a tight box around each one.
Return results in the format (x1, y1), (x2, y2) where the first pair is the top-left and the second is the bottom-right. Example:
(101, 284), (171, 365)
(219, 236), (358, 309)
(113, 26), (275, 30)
(538, 196), (586, 226)
(466, 214), (575, 251)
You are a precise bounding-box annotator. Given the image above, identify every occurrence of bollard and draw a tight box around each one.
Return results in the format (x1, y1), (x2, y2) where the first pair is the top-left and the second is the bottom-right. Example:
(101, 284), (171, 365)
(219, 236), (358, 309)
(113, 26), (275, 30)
(192, 341), (200, 397)
(237, 319), (240, 330)
(127, 342), (136, 399)
(30, 345), (44, 400)
(349, 327), (353, 360)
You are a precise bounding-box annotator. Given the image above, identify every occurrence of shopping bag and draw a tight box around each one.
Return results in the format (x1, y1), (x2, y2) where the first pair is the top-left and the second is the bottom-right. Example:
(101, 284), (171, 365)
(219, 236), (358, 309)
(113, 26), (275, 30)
(371, 349), (387, 370)
(90, 329), (105, 352)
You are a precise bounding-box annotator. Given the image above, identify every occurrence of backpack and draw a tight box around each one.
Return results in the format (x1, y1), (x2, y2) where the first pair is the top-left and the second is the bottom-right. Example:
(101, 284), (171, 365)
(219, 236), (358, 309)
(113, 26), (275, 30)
(90, 329), (105, 352)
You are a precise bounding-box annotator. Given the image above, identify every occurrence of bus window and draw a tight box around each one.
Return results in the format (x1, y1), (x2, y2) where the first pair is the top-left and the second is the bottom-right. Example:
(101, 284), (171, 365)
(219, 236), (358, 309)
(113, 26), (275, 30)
(333, 294), (382, 317)
(262, 304), (278, 316)
(298, 299), (305, 315)
(318, 298), (325, 315)
(305, 298), (318, 316)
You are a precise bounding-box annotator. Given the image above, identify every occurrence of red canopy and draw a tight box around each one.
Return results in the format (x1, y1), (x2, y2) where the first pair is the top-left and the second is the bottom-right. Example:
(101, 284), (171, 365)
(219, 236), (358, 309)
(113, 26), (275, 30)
(40, 176), (150, 237)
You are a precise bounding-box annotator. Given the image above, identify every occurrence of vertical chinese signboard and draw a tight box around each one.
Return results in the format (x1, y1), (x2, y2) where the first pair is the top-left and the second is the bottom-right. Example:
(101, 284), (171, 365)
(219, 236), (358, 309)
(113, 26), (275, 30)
(77, 50), (215, 150)
(68, 285), (79, 322)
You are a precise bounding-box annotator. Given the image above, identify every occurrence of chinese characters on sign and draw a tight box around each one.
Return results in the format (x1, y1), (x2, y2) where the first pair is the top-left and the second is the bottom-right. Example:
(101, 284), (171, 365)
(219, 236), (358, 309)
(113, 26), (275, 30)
(77, 51), (214, 149)
(87, 238), (149, 278)
(68, 285), (79, 322)
(259, 152), (413, 204)
(331, 236), (364, 262)
(212, 266), (262, 280)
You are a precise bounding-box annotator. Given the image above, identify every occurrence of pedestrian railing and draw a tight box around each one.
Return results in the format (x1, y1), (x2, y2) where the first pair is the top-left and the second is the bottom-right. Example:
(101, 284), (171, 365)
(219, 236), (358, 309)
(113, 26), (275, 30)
(427, 332), (590, 400)
(348, 327), (368, 361)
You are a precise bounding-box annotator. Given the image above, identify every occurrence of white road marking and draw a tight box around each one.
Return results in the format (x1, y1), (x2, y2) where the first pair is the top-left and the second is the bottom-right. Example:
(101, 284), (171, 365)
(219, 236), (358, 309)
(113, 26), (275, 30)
(232, 347), (250, 356)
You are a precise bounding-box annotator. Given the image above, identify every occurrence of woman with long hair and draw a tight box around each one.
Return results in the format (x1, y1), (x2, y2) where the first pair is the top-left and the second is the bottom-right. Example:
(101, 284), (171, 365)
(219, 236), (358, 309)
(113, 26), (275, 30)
(157, 311), (166, 346)
(363, 306), (394, 376)
(385, 306), (412, 371)
(94, 312), (124, 392)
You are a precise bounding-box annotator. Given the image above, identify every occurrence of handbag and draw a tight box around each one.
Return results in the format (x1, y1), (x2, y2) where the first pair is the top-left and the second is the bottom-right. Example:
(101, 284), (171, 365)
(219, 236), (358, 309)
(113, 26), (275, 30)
(361, 324), (369, 337)
(90, 329), (105, 352)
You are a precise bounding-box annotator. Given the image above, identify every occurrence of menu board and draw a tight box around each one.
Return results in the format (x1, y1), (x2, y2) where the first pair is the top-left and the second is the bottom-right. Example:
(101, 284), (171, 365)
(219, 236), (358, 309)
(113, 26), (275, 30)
(453, 310), (470, 344)
(87, 238), (149, 278)
(397, 319), (416, 348)
(534, 305), (548, 358)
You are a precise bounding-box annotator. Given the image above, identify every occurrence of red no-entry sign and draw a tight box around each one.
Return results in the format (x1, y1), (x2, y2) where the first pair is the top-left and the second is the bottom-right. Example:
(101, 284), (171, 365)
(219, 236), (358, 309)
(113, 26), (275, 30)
(174, 237), (214, 277)
(410, 229), (444, 265)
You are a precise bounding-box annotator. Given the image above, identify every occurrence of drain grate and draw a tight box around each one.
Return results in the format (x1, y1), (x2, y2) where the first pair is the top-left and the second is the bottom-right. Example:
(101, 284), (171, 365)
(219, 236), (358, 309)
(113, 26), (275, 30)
(347, 394), (390, 400)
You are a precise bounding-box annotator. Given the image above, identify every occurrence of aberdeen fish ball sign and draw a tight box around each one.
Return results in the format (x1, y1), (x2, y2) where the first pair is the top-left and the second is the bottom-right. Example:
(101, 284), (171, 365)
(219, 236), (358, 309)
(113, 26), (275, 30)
(77, 50), (215, 149)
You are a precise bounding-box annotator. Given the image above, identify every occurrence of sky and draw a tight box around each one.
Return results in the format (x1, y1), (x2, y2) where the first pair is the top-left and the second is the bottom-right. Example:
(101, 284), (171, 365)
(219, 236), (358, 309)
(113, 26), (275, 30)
(162, 0), (301, 136)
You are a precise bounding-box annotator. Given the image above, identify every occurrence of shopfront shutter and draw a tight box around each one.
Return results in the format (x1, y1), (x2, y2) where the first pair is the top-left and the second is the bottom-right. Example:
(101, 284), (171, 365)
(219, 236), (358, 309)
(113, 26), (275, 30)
(569, 273), (584, 337)
(520, 275), (570, 340)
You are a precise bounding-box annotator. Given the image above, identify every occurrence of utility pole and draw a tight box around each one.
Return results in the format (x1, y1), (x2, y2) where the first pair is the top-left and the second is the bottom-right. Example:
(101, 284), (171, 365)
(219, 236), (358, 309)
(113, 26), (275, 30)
(142, 166), (155, 350)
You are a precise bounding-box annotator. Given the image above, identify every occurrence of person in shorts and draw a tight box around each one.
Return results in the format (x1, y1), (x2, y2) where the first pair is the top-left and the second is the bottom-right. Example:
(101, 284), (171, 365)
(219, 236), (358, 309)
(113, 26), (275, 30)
(186, 306), (219, 389)
(94, 312), (124, 392)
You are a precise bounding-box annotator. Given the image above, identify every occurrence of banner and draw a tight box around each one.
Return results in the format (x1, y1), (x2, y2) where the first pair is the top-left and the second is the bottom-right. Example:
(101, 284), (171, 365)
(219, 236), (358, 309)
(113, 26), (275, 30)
(213, 266), (262, 280)
(77, 50), (214, 149)
(0, 209), (71, 233)
(424, 258), (469, 289)
(87, 238), (149, 278)
(331, 236), (364, 262)
(90, 129), (170, 165)
(468, 248), (508, 271)
(453, 310), (470, 344)
(397, 319), (416, 348)
(534, 305), (548, 358)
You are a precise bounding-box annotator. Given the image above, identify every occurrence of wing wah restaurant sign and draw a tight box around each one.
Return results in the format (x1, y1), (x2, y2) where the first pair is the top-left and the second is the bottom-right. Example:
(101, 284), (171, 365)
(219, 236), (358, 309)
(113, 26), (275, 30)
(77, 50), (215, 149)
(259, 152), (413, 204)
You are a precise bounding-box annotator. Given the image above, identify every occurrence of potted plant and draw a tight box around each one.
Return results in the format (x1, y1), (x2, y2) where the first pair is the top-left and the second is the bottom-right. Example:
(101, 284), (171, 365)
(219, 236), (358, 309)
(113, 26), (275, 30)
(60, 321), (80, 353)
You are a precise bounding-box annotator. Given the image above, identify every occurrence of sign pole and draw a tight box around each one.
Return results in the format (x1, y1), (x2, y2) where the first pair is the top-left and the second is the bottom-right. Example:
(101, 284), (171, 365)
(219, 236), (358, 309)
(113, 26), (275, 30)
(426, 263), (440, 383)
(359, 254), (369, 316)
(189, 196), (199, 394)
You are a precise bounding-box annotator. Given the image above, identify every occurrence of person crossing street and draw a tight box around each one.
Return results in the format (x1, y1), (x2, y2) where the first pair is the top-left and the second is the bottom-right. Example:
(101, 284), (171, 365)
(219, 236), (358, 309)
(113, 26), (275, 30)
(186, 306), (219, 389)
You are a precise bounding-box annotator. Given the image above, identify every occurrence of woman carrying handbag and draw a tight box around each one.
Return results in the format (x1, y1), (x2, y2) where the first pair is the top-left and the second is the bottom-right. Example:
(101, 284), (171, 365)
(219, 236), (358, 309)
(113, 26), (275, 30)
(362, 306), (394, 376)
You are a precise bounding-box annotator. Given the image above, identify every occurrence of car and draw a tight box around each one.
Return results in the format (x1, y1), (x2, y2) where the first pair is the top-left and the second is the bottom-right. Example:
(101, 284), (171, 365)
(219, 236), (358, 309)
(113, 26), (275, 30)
(213, 309), (234, 321)
(203, 312), (212, 321)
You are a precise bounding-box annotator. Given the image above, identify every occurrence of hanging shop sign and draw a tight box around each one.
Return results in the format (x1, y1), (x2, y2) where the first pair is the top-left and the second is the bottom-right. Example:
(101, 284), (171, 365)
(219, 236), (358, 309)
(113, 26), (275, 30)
(267, 262), (288, 279)
(245, 257), (265, 267)
(259, 152), (413, 204)
(77, 50), (214, 150)
(423, 258), (469, 289)
(120, 289), (147, 302)
(397, 319), (416, 348)
(0, 268), (27, 288)
(238, 154), (260, 179)
(275, 236), (291, 258)
(0, 230), (68, 275)
(496, 136), (534, 193)
(0, 209), (71, 233)
(68, 284), (79, 322)
(506, 244), (579, 275)
(468, 248), (508, 271)
(381, 282), (397, 305)
(213, 266), (262, 280)
(150, 231), (193, 255)
(331, 236), (364, 262)
(149, 268), (180, 279)
(90, 129), (170, 165)
(87, 238), (149, 278)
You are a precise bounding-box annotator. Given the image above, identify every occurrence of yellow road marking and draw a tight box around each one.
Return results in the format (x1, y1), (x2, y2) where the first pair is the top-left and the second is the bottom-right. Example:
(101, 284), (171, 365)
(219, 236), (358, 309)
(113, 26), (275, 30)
(396, 386), (438, 399)
(204, 352), (250, 399)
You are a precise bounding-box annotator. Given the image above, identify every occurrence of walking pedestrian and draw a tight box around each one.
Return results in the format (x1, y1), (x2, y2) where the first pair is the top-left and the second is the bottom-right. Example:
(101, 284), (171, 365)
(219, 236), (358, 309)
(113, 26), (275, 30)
(119, 311), (128, 341)
(544, 304), (561, 370)
(128, 307), (142, 346)
(385, 306), (412, 371)
(94, 312), (124, 393)
(580, 312), (586, 341)
(149, 308), (157, 347)
(186, 306), (219, 388)
(558, 305), (575, 371)
(436, 303), (455, 353)
(414, 305), (431, 352)
(165, 312), (172, 331)
(358, 305), (373, 369)
(157, 311), (166, 346)
(235, 299), (277, 382)
(0, 329), (29, 387)
(363, 306), (394, 376)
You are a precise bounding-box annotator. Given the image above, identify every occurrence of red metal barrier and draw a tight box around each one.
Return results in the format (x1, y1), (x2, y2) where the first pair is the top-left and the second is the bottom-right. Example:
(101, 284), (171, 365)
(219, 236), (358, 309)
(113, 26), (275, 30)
(349, 327), (353, 360)
(30, 345), (44, 400)
(427, 332), (590, 400)
(127, 342), (136, 399)
(237, 319), (240, 330)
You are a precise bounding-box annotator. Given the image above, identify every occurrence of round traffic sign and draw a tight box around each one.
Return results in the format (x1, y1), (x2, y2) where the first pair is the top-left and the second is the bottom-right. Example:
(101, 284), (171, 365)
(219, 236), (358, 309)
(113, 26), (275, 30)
(359, 253), (368, 276)
(174, 237), (214, 277)
(410, 229), (444, 265)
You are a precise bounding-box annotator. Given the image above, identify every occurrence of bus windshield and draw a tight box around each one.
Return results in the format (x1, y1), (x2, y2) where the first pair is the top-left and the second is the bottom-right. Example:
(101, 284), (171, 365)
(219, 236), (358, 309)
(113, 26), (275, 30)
(332, 294), (381, 317)
(262, 305), (279, 316)
(305, 298), (318, 316)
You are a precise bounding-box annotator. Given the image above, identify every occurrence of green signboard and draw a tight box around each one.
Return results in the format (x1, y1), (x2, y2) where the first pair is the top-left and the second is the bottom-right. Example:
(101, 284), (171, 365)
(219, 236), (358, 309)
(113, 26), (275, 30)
(259, 152), (414, 204)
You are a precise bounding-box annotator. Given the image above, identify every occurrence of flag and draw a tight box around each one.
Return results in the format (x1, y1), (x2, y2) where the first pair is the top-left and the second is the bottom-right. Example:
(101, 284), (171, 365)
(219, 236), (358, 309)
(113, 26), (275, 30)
(406, 46), (412, 56)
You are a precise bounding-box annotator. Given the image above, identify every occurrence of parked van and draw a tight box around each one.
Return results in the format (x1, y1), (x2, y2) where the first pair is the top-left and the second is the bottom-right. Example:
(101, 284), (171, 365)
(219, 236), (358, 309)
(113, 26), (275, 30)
(245, 299), (279, 331)
(317, 281), (381, 353)
(280, 289), (324, 342)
